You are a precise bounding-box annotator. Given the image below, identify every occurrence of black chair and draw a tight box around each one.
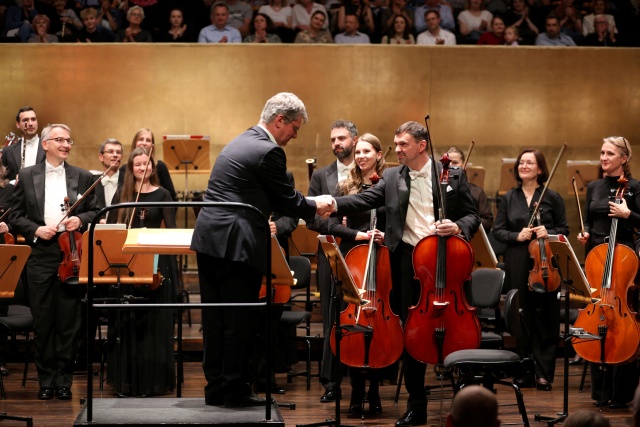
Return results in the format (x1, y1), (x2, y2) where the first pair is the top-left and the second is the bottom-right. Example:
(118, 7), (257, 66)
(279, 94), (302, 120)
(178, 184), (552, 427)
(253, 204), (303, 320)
(468, 268), (506, 349)
(443, 289), (533, 427)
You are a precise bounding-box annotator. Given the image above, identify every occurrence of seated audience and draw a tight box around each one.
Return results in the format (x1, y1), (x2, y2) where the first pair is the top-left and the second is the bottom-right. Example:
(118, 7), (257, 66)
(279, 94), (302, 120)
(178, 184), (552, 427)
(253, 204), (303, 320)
(337, 0), (375, 36)
(4, 0), (40, 42)
(458, 0), (493, 44)
(198, 3), (242, 43)
(478, 15), (505, 44)
(414, 0), (455, 33)
(224, 0), (252, 38)
(554, 0), (582, 43)
(97, 0), (124, 34)
(335, 13), (371, 43)
(51, 0), (83, 41)
(504, 24), (518, 44)
(381, 14), (415, 43)
(380, 0), (414, 35)
(291, 0), (329, 31)
(582, 0), (616, 36)
(582, 14), (617, 46)
(115, 5), (152, 42)
(536, 14), (576, 45)
(258, 0), (294, 42)
(563, 410), (610, 427)
(446, 385), (500, 427)
(28, 14), (58, 43)
(502, 0), (539, 45)
(77, 7), (114, 42)
(244, 13), (282, 43)
(484, 0), (509, 15)
(294, 10), (333, 43)
(158, 7), (195, 42)
(416, 9), (456, 44)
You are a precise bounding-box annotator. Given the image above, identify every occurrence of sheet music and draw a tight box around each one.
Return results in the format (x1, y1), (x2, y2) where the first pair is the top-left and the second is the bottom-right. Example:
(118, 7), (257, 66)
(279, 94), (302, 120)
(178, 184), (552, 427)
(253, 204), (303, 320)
(136, 228), (193, 246)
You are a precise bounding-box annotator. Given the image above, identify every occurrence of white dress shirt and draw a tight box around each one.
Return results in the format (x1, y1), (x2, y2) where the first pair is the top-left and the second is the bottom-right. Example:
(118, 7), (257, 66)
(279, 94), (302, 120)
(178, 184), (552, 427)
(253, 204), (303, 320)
(337, 160), (353, 183)
(23, 135), (40, 168)
(101, 170), (120, 207)
(402, 159), (436, 246)
(44, 161), (68, 231)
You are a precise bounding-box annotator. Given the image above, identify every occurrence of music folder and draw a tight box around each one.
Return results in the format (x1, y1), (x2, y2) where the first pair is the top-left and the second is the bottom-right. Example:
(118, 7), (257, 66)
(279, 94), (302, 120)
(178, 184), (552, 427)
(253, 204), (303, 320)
(0, 244), (31, 298)
(469, 226), (497, 270)
(318, 235), (368, 306)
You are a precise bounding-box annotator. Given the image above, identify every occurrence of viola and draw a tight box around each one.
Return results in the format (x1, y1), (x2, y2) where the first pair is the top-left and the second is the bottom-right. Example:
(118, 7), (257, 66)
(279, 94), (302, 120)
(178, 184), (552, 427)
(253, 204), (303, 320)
(527, 207), (561, 293)
(403, 151), (480, 366)
(330, 173), (404, 369)
(58, 197), (82, 285)
(573, 177), (640, 364)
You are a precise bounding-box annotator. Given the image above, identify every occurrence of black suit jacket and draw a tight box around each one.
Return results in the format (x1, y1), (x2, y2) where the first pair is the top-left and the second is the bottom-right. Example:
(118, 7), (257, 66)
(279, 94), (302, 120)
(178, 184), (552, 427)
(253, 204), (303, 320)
(334, 163), (480, 252)
(1, 137), (45, 182)
(306, 161), (339, 234)
(9, 162), (100, 243)
(190, 126), (316, 274)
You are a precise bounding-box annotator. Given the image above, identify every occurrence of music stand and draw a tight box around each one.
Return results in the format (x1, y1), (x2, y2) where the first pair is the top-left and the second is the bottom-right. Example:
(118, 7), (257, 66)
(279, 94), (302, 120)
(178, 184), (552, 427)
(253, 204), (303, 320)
(498, 158), (518, 196)
(469, 226), (498, 270)
(534, 235), (596, 426)
(466, 166), (486, 189)
(0, 244), (34, 427)
(566, 160), (599, 196)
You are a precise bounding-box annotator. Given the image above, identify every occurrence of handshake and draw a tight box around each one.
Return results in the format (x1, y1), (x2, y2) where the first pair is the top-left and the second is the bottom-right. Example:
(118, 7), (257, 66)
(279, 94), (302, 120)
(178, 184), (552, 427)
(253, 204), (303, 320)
(307, 195), (336, 219)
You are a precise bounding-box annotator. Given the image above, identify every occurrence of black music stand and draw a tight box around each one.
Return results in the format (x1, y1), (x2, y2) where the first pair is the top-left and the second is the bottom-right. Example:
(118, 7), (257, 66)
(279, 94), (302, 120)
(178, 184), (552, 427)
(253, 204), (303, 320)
(566, 161), (599, 196)
(0, 244), (34, 427)
(465, 165), (486, 189)
(297, 235), (368, 427)
(534, 235), (597, 426)
(469, 226), (498, 270)
(498, 158), (518, 196)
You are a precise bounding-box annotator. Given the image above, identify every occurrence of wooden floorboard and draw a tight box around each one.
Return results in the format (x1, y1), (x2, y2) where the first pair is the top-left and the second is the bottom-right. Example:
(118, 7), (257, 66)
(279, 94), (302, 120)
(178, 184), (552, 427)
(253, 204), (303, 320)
(0, 358), (633, 426)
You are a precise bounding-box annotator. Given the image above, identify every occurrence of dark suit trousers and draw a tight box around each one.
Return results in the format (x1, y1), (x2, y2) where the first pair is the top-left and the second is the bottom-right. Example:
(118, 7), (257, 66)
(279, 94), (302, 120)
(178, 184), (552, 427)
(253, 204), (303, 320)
(197, 254), (262, 398)
(28, 236), (84, 388)
(318, 248), (339, 388)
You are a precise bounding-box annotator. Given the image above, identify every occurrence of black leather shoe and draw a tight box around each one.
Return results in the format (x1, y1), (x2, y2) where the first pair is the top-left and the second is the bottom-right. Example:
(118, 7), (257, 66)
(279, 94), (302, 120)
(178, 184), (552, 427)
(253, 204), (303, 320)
(0, 365), (8, 376)
(204, 392), (224, 406)
(535, 378), (552, 391)
(224, 392), (273, 408)
(347, 403), (363, 418)
(320, 386), (339, 403)
(37, 387), (54, 400)
(609, 402), (629, 409)
(369, 394), (383, 415)
(55, 387), (73, 400)
(256, 383), (286, 394)
(568, 355), (582, 366)
(594, 400), (609, 408)
(395, 410), (427, 426)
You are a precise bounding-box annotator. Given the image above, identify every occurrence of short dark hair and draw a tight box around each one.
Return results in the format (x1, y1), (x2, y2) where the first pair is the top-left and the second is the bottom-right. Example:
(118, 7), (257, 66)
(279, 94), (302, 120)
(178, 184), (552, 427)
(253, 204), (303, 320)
(395, 121), (428, 142)
(16, 106), (35, 123)
(425, 9), (440, 20)
(330, 120), (358, 138)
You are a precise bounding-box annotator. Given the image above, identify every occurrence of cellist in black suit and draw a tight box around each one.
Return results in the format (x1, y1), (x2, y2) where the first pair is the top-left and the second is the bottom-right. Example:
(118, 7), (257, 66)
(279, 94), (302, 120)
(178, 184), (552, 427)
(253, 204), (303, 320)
(191, 92), (335, 408)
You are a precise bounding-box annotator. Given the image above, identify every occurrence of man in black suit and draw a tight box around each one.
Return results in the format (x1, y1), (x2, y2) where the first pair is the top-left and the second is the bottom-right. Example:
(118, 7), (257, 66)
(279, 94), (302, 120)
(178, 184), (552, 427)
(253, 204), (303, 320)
(333, 121), (480, 426)
(191, 92), (335, 408)
(9, 124), (99, 401)
(1, 106), (45, 183)
(94, 138), (123, 222)
(307, 119), (357, 402)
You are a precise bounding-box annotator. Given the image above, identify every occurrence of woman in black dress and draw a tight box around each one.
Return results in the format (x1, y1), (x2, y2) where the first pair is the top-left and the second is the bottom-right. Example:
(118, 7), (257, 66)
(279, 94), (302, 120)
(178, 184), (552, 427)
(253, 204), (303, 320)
(576, 136), (640, 408)
(493, 148), (568, 391)
(107, 147), (177, 397)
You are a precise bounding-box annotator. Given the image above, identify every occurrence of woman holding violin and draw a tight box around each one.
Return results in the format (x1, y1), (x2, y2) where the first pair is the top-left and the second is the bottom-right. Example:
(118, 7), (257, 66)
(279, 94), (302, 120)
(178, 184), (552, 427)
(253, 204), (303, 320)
(493, 148), (568, 391)
(576, 136), (640, 408)
(107, 147), (178, 397)
(327, 133), (394, 418)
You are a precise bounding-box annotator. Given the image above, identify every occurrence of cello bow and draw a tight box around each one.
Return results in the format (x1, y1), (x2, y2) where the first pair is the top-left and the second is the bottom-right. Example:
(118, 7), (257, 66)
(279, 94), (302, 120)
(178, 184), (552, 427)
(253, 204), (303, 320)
(462, 140), (475, 170)
(572, 177), (586, 237)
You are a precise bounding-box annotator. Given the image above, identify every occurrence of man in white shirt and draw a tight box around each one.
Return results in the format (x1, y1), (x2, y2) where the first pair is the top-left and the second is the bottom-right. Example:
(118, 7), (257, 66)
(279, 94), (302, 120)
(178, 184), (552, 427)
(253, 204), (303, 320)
(95, 138), (123, 222)
(291, 0), (329, 31)
(416, 10), (457, 45)
(335, 14), (371, 44)
(198, 3), (242, 43)
(2, 106), (45, 184)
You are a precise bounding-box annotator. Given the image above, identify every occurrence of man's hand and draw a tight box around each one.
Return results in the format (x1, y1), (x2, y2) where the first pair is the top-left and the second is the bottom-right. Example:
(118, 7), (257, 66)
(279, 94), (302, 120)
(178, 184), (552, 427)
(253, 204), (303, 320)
(35, 225), (58, 241)
(308, 195), (336, 218)
(269, 220), (277, 236)
(61, 216), (82, 232)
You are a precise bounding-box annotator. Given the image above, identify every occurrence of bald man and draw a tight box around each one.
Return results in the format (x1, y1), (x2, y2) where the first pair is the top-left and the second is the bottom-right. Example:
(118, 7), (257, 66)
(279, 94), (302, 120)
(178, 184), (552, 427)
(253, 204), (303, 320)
(447, 386), (500, 427)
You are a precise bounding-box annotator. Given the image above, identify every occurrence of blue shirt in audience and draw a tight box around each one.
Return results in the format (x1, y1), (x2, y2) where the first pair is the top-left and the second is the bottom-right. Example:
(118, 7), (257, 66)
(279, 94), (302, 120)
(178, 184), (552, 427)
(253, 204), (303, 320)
(198, 25), (242, 43)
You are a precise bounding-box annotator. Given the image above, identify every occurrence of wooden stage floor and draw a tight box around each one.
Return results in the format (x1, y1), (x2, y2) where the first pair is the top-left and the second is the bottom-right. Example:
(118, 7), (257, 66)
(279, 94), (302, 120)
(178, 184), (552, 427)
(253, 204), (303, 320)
(0, 358), (634, 426)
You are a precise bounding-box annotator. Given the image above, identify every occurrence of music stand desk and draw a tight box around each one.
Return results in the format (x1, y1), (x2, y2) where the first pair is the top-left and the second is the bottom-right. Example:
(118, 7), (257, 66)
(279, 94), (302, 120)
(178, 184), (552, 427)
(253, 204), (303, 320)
(122, 228), (195, 255)
(470, 226), (498, 270)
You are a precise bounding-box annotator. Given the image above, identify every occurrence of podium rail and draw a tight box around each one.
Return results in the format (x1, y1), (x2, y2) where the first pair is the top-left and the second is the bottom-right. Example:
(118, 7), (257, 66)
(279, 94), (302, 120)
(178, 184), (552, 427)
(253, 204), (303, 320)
(85, 202), (274, 423)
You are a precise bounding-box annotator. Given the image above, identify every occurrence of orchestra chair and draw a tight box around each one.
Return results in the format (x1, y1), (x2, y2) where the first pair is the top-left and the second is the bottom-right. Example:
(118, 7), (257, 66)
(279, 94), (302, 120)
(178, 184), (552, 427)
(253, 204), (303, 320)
(467, 268), (506, 349)
(443, 289), (533, 427)
(282, 256), (321, 390)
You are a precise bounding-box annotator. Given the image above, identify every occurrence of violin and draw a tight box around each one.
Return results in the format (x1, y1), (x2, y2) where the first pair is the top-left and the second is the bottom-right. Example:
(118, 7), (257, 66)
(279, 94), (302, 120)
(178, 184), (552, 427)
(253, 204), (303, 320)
(527, 207), (561, 293)
(58, 197), (83, 285)
(404, 146), (480, 366)
(573, 177), (640, 364)
(330, 173), (404, 369)
(0, 207), (15, 244)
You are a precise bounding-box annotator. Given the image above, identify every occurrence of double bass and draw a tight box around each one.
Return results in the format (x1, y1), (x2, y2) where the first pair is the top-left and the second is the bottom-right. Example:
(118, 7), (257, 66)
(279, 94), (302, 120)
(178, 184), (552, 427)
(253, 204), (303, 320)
(329, 174), (404, 369)
(404, 150), (480, 366)
(572, 177), (640, 364)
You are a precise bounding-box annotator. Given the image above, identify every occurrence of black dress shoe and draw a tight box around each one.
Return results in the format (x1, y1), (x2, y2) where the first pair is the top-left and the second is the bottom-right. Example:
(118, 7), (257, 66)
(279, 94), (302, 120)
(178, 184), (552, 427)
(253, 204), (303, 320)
(609, 402), (629, 409)
(568, 355), (582, 366)
(55, 387), (73, 400)
(368, 393), (382, 415)
(320, 386), (339, 403)
(256, 383), (286, 394)
(395, 410), (427, 426)
(204, 392), (224, 406)
(37, 387), (54, 400)
(594, 400), (609, 408)
(0, 365), (8, 376)
(535, 378), (552, 391)
(224, 392), (273, 408)
(347, 403), (363, 418)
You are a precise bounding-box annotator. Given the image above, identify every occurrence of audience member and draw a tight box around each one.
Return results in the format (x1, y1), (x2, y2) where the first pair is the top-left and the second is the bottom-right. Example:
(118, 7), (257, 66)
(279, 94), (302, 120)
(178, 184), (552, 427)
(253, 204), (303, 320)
(224, 0), (252, 38)
(416, 9), (456, 44)
(158, 7), (194, 42)
(582, 14), (617, 45)
(4, 0), (39, 42)
(244, 13), (282, 42)
(504, 24), (519, 44)
(50, 0), (83, 41)
(563, 410), (610, 427)
(292, 0), (329, 31)
(335, 13), (371, 43)
(97, 0), (124, 34)
(414, 0), (455, 33)
(127, 0), (164, 34)
(294, 10), (333, 43)
(446, 385), (500, 427)
(502, 0), (539, 45)
(337, 0), (375, 36)
(380, 0), (413, 36)
(477, 15), (505, 44)
(582, 0), (616, 36)
(484, 0), (508, 15)
(535, 14), (576, 45)
(258, 0), (294, 41)
(554, 0), (582, 43)
(458, 0), (493, 44)
(115, 5), (152, 42)
(198, 2), (242, 43)
(381, 14), (415, 43)
(27, 14), (58, 43)
(77, 7), (114, 42)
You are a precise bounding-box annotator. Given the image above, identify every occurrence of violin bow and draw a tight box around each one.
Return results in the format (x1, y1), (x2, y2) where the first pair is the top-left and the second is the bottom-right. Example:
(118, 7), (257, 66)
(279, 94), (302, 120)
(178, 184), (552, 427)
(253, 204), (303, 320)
(462, 140), (475, 170)
(527, 143), (568, 227)
(128, 144), (154, 229)
(571, 177), (586, 237)
(382, 146), (393, 160)
(0, 207), (11, 223)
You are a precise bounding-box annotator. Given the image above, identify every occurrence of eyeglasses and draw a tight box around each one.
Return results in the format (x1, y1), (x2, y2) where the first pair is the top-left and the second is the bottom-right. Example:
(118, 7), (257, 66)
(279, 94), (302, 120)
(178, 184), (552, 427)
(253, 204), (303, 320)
(46, 137), (74, 145)
(102, 149), (123, 155)
(518, 160), (537, 166)
(283, 117), (300, 133)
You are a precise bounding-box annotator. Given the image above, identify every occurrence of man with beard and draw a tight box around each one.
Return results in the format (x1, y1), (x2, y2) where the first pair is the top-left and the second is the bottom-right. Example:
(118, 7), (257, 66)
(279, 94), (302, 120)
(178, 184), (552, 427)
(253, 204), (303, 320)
(2, 106), (45, 184)
(307, 119), (357, 402)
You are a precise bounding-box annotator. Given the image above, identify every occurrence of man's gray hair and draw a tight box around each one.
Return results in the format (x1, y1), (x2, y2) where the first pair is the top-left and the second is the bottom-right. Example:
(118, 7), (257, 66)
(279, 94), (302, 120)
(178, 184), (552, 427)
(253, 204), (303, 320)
(260, 92), (308, 125)
(99, 138), (123, 154)
(41, 124), (71, 143)
(330, 120), (358, 138)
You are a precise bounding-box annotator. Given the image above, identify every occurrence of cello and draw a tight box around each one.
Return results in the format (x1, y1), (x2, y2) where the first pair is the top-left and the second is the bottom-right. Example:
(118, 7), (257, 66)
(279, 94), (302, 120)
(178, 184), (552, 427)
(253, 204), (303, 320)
(329, 174), (404, 369)
(572, 176), (640, 364)
(404, 147), (480, 366)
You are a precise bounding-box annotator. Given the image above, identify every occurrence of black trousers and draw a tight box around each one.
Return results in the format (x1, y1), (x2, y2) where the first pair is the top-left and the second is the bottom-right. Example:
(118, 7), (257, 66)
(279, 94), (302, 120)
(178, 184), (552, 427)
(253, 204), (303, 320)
(197, 254), (261, 399)
(318, 246), (339, 389)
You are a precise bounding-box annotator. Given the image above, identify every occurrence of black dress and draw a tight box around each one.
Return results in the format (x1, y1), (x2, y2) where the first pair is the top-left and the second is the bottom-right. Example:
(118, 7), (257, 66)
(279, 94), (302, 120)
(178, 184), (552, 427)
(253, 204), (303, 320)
(106, 187), (178, 396)
(118, 160), (177, 202)
(493, 186), (568, 383)
(583, 176), (640, 405)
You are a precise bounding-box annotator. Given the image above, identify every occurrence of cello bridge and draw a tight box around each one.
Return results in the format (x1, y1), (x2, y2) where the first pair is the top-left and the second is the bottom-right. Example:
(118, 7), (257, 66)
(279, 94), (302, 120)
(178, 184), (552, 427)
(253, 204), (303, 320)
(433, 301), (450, 307)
